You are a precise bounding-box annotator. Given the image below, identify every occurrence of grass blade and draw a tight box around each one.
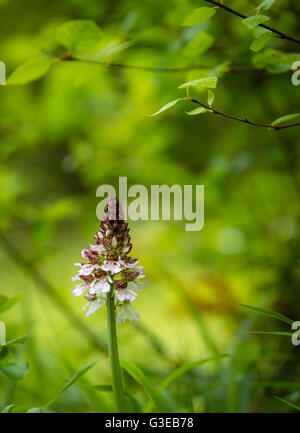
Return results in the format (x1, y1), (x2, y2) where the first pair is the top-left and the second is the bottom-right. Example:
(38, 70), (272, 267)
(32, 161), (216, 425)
(274, 396), (300, 411)
(144, 354), (229, 412)
(45, 359), (100, 408)
(76, 383), (143, 412)
(240, 304), (293, 325)
(160, 354), (229, 391)
(76, 384), (113, 392)
(120, 358), (172, 413)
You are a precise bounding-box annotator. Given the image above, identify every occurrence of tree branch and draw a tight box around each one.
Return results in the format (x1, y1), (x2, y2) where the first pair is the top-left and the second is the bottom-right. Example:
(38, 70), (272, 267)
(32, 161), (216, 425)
(185, 97), (300, 130)
(204, 0), (300, 45)
(60, 54), (263, 74)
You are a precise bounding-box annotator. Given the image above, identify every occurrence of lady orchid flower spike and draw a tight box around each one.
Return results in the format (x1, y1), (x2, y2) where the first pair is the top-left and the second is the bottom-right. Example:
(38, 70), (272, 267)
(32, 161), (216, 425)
(71, 195), (149, 412)
(71, 195), (148, 323)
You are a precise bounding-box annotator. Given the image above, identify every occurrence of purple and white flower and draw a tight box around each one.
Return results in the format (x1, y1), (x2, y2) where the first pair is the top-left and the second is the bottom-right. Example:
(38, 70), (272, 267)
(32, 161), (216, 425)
(71, 196), (148, 321)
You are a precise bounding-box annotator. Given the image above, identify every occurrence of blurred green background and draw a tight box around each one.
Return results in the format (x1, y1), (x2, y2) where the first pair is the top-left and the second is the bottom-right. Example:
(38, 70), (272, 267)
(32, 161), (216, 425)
(0, 0), (300, 413)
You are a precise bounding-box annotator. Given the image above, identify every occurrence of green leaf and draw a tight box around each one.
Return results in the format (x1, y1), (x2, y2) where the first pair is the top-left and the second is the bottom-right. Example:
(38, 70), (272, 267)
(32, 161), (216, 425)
(186, 107), (208, 116)
(45, 359), (99, 407)
(4, 334), (28, 347)
(11, 405), (33, 413)
(120, 358), (171, 412)
(178, 76), (217, 89)
(250, 29), (273, 52)
(160, 354), (229, 391)
(274, 396), (300, 411)
(243, 15), (270, 30)
(0, 346), (10, 365)
(0, 360), (29, 380)
(253, 49), (300, 74)
(240, 304), (294, 325)
(0, 294), (23, 313)
(76, 383), (113, 392)
(271, 113), (300, 126)
(151, 99), (182, 116)
(6, 57), (51, 85)
(2, 404), (14, 413)
(184, 31), (214, 56)
(212, 60), (231, 78)
(26, 407), (43, 413)
(207, 89), (214, 106)
(256, 0), (276, 13)
(76, 383), (143, 412)
(144, 354), (229, 412)
(245, 331), (293, 337)
(182, 7), (217, 26)
(57, 20), (102, 53)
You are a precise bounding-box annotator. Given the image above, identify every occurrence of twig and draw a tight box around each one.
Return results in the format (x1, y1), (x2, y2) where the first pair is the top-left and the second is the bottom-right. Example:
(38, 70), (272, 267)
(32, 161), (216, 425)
(185, 97), (300, 130)
(204, 0), (300, 45)
(59, 54), (263, 74)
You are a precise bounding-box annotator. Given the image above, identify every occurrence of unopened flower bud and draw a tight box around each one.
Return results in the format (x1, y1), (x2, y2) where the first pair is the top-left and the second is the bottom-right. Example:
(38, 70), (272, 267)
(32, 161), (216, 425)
(114, 280), (128, 290)
(123, 270), (139, 281)
(111, 236), (118, 249)
(106, 251), (118, 261)
(121, 244), (132, 254)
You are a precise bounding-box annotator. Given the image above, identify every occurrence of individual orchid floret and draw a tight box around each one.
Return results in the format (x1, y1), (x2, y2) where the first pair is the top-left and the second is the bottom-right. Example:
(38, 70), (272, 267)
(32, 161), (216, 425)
(71, 196), (148, 322)
(116, 301), (140, 324)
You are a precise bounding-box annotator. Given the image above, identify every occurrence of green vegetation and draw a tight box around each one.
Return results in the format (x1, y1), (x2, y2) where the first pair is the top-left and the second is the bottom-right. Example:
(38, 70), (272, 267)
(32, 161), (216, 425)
(0, 0), (300, 413)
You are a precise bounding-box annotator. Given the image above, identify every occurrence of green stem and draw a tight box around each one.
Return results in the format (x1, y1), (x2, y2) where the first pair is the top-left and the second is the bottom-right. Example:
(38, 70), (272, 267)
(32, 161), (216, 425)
(106, 290), (126, 412)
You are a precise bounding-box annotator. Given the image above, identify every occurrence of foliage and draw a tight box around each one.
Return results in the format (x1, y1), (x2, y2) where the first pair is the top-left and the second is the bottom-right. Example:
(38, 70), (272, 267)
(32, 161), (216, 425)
(0, 0), (300, 413)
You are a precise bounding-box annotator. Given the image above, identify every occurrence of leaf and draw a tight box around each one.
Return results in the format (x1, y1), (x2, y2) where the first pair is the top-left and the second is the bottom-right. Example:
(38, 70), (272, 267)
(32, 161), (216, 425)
(253, 49), (300, 74)
(271, 113), (300, 126)
(151, 99), (182, 116)
(274, 396), (300, 411)
(0, 294), (23, 313)
(76, 383), (143, 412)
(212, 60), (231, 78)
(0, 346), (10, 364)
(0, 360), (29, 380)
(240, 304), (294, 325)
(2, 404), (14, 413)
(243, 15), (270, 30)
(178, 76), (217, 89)
(245, 331), (293, 337)
(26, 407), (43, 413)
(4, 334), (28, 346)
(11, 405), (33, 413)
(144, 354), (229, 412)
(120, 358), (171, 412)
(186, 107), (208, 116)
(160, 354), (229, 391)
(207, 89), (214, 106)
(182, 7), (217, 26)
(76, 383), (113, 392)
(250, 29), (273, 52)
(6, 57), (51, 85)
(45, 359), (99, 407)
(256, 0), (276, 13)
(57, 20), (102, 53)
(184, 31), (214, 56)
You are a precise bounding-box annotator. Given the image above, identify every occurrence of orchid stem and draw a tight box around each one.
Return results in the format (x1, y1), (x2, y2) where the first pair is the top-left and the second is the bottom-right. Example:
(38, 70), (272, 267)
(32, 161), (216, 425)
(106, 290), (126, 412)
